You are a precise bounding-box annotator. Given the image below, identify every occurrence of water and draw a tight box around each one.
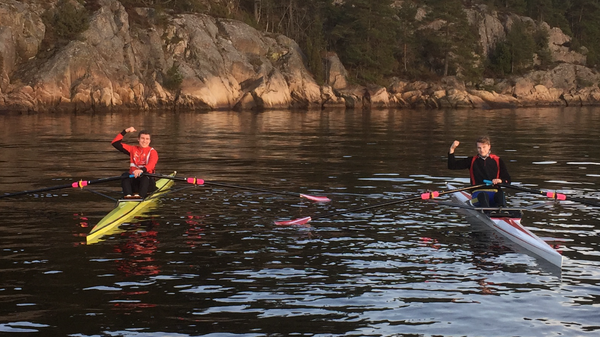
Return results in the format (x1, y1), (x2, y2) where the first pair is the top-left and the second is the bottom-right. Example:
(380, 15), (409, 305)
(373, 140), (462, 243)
(0, 107), (599, 336)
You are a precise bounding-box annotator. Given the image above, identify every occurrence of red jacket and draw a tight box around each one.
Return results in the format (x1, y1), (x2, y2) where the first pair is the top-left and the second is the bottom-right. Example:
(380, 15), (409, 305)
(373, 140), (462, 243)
(112, 131), (158, 174)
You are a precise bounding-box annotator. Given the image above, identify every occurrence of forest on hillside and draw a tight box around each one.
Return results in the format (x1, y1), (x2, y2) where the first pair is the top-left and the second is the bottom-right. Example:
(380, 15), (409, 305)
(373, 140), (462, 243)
(61, 0), (600, 85)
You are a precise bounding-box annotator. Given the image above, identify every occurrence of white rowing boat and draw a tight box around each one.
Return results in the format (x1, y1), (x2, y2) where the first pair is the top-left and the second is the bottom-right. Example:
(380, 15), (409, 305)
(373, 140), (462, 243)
(447, 183), (563, 267)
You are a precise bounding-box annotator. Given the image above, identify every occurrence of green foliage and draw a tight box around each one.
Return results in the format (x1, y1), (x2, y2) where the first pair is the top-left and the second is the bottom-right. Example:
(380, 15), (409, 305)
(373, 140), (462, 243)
(509, 23), (537, 72)
(486, 19), (554, 76)
(120, 0), (208, 13)
(413, 0), (483, 81)
(114, 0), (600, 82)
(207, 3), (231, 18)
(566, 0), (600, 68)
(303, 5), (327, 85)
(44, 0), (90, 42)
(577, 76), (594, 88)
(488, 0), (527, 14)
(329, 0), (399, 84)
(487, 42), (512, 76)
(533, 27), (552, 69)
(396, 1), (420, 78)
(163, 64), (183, 91)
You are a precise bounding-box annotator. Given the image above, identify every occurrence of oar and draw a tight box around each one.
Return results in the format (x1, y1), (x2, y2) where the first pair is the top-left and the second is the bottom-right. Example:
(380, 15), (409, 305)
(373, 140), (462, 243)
(274, 183), (488, 226)
(0, 176), (123, 199)
(499, 183), (600, 207)
(144, 173), (331, 203)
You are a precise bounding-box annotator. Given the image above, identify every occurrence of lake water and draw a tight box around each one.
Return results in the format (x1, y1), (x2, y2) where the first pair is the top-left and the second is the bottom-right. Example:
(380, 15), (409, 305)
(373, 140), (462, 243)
(0, 107), (599, 336)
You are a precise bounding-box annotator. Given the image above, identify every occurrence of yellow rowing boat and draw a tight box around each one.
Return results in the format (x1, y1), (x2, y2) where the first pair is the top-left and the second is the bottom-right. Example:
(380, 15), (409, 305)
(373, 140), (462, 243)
(86, 172), (176, 244)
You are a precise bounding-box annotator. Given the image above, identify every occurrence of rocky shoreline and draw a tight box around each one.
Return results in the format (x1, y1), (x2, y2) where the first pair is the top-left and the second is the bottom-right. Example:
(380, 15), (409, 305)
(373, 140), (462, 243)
(1, 0), (600, 113)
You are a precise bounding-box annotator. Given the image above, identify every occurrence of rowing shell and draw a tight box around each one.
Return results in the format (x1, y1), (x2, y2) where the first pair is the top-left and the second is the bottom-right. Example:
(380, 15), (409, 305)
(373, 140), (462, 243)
(447, 183), (563, 267)
(86, 172), (176, 244)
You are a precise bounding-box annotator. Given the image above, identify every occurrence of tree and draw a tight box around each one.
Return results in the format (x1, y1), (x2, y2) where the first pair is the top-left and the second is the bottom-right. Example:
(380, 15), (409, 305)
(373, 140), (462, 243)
(566, 0), (600, 67)
(491, 0), (527, 14)
(418, 0), (482, 80)
(328, 0), (399, 83)
(396, 1), (420, 77)
(302, 1), (329, 84)
(506, 20), (536, 73)
(488, 41), (513, 76)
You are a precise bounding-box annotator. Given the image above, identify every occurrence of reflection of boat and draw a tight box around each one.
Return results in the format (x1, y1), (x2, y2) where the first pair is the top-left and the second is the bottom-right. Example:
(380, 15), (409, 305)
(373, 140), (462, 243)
(86, 173), (175, 244)
(448, 183), (563, 268)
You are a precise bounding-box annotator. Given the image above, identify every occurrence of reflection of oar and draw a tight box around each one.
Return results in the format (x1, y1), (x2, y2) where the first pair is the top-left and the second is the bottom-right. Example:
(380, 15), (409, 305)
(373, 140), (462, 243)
(0, 176), (123, 199)
(275, 184), (487, 226)
(145, 173), (330, 203)
(500, 183), (600, 207)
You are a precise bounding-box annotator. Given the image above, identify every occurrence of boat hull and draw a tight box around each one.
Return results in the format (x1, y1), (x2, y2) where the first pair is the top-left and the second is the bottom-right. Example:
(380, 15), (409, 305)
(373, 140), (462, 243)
(448, 183), (563, 267)
(86, 173), (175, 244)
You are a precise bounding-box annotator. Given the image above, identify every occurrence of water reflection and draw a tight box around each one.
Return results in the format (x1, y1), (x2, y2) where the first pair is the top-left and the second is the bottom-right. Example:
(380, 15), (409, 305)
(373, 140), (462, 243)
(114, 220), (161, 277)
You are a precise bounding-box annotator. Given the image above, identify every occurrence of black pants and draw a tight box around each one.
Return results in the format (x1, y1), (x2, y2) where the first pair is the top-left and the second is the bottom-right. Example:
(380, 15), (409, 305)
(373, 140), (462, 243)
(121, 173), (156, 198)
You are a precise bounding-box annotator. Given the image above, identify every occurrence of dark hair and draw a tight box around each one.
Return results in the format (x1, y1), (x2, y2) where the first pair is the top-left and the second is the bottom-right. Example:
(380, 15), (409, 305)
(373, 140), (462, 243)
(138, 130), (151, 138)
(476, 136), (491, 145)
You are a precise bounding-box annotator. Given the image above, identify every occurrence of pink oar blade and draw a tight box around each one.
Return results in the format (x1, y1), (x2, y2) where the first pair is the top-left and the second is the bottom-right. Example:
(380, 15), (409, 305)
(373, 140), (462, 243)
(186, 177), (204, 185)
(420, 191), (440, 200)
(274, 216), (312, 226)
(545, 191), (566, 200)
(300, 194), (331, 203)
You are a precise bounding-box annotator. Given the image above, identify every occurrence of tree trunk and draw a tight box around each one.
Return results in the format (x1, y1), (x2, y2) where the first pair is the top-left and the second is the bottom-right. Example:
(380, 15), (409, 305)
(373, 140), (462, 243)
(254, 0), (261, 23)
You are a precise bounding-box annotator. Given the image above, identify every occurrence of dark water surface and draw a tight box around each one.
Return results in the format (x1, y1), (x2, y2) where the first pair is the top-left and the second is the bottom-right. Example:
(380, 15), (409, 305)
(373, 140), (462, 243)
(1, 107), (599, 336)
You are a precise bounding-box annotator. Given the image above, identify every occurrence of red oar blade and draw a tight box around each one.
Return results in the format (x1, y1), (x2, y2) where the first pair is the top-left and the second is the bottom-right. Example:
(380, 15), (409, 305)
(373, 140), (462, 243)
(300, 194), (331, 203)
(274, 216), (312, 226)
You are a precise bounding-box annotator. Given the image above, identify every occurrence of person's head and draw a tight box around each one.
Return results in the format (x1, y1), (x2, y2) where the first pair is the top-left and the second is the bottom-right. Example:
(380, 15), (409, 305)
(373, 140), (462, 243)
(476, 136), (491, 157)
(138, 130), (151, 148)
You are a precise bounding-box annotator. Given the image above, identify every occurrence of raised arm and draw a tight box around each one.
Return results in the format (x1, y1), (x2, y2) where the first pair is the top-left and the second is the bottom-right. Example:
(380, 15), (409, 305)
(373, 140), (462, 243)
(448, 140), (471, 170)
(111, 127), (137, 155)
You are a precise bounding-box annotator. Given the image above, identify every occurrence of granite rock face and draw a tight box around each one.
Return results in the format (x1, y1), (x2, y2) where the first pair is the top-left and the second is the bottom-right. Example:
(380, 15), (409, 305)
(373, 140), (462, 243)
(0, 0), (321, 112)
(1, 0), (599, 112)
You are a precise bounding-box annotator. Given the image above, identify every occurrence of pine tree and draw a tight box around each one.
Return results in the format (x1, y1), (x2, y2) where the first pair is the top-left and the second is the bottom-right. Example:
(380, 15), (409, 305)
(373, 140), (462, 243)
(418, 0), (482, 80)
(506, 20), (536, 73)
(329, 0), (399, 83)
(397, 1), (420, 78)
(566, 0), (600, 67)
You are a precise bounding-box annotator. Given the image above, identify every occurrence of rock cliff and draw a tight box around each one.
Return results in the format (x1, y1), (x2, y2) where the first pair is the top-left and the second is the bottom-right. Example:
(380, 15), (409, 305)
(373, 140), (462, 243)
(1, 0), (599, 112)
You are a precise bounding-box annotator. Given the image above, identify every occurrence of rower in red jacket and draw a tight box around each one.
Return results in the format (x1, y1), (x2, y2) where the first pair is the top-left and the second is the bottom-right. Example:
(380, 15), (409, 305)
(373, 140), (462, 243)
(448, 135), (511, 207)
(112, 127), (158, 198)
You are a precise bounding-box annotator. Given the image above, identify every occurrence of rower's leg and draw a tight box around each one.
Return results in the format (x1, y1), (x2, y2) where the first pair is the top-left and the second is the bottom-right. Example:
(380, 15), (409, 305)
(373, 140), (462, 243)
(494, 190), (507, 207)
(121, 173), (134, 196)
(138, 176), (153, 198)
(477, 192), (490, 207)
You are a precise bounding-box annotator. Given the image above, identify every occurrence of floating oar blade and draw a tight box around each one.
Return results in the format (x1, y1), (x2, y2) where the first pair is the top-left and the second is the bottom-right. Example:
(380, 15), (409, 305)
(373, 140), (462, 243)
(275, 183), (487, 225)
(300, 194), (331, 203)
(0, 176), (123, 199)
(274, 216), (312, 226)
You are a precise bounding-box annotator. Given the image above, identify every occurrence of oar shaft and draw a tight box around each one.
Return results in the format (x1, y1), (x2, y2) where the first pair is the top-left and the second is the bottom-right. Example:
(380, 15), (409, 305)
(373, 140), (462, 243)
(500, 183), (600, 207)
(284, 183), (487, 223)
(144, 173), (330, 202)
(205, 181), (297, 197)
(311, 195), (425, 220)
(0, 176), (123, 199)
